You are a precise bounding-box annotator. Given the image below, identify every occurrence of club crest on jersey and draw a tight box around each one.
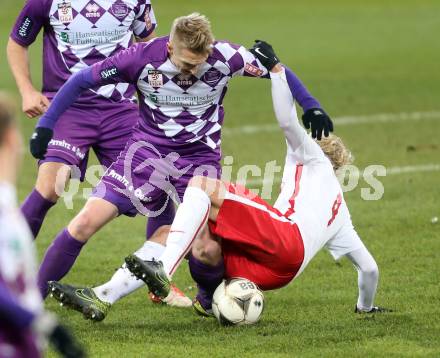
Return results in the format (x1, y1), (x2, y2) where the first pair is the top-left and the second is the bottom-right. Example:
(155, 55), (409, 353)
(57, 2), (73, 23)
(85, 2), (102, 19)
(244, 63), (264, 77)
(203, 68), (222, 86)
(147, 70), (163, 87)
(110, 2), (129, 19)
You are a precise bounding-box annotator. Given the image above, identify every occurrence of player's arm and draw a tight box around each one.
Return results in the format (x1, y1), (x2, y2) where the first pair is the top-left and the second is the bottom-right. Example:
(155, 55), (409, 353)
(7, 0), (50, 118)
(249, 40), (334, 140)
(134, 0), (157, 42)
(270, 65), (327, 163)
(30, 45), (144, 159)
(270, 65), (308, 152)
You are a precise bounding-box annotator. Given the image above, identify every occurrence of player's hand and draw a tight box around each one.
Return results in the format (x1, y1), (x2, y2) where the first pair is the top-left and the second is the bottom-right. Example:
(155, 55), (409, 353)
(32, 312), (86, 358)
(49, 323), (86, 358)
(30, 127), (53, 159)
(249, 40), (280, 71)
(22, 90), (50, 118)
(302, 108), (334, 140)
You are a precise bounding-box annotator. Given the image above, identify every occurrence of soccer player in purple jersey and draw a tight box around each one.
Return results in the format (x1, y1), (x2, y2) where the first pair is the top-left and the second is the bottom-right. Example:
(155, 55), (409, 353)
(31, 13), (333, 320)
(7, 0), (192, 308)
(0, 94), (84, 358)
(7, 0), (158, 240)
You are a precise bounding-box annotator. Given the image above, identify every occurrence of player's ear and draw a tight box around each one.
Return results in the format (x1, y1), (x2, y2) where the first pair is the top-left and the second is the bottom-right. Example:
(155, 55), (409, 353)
(166, 42), (173, 54)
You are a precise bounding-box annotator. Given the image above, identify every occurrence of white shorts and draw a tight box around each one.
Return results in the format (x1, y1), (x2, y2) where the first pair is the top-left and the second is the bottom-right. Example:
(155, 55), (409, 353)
(325, 222), (366, 260)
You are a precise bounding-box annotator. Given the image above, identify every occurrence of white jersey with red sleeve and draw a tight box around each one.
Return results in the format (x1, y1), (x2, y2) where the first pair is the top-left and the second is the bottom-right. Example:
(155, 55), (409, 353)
(270, 69), (364, 278)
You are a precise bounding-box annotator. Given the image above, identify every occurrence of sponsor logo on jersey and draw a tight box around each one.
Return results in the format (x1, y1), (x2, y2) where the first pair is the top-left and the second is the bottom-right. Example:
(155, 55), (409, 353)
(176, 74), (194, 87)
(244, 63), (264, 77)
(147, 93), (217, 107)
(148, 94), (158, 103)
(60, 31), (69, 42)
(110, 2), (129, 19)
(85, 2), (102, 19)
(100, 66), (119, 79)
(147, 70), (163, 87)
(17, 16), (33, 38)
(57, 2), (74, 23)
(203, 68), (222, 86)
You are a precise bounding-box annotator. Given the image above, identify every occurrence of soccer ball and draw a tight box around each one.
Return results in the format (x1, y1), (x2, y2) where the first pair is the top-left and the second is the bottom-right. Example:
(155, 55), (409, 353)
(212, 278), (264, 326)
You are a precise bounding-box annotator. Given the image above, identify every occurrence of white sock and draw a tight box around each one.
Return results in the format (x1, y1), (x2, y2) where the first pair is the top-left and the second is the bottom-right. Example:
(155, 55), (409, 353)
(93, 241), (165, 304)
(160, 187), (211, 277)
(345, 246), (379, 311)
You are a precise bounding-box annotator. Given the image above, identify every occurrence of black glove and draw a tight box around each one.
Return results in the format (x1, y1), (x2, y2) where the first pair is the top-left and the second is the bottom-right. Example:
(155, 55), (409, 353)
(30, 127), (53, 159)
(302, 108), (334, 140)
(249, 40), (280, 71)
(32, 312), (86, 358)
(50, 324), (86, 358)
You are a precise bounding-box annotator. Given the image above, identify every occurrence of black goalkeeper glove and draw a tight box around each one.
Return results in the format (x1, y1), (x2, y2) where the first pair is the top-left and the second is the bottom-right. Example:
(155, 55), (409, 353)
(249, 40), (280, 71)
(30, 127), (53, 159)
(32, 312), (86, 358)
(302, 108), (334, 140)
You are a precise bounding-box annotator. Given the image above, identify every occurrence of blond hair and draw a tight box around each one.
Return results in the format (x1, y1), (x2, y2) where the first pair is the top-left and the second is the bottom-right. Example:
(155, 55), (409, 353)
(170, 13), (214, 54)
(316, 134), (353, 170)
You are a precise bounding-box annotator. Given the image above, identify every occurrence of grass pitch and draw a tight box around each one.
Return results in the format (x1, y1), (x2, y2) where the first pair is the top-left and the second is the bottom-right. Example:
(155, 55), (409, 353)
(1, 0), (439, 356)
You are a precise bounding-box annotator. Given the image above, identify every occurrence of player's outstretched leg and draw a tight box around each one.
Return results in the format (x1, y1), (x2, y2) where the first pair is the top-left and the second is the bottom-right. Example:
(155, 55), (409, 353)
(92, 234), (191, 310)
(20, 162), (70, 238)
(124, 255), (171, 298)
(37, 197), (118, 297)
(48, 281), (111, 322)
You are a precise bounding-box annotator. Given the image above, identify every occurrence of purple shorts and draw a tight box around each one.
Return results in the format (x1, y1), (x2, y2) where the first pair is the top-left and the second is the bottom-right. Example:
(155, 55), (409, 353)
(92, 127), (221, 217)
(40, 102), (139, 180)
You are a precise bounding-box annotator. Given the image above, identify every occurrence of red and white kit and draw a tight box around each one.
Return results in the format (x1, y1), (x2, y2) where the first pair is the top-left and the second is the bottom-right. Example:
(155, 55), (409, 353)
(209, 69), (365, 290)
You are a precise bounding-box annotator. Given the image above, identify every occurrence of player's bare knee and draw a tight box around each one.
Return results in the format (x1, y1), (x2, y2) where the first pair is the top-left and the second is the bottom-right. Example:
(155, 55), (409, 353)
(68, 211), (96, 242)
(35, 162), (71, 202)
(188, 176), (224, 211)
(35, 180), (60, 203)
(149, 225), (171, 246)
(188, 175), (208, 190)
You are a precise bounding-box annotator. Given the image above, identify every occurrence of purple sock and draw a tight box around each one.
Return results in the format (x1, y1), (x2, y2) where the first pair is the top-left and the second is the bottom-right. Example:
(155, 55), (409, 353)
(37, 229), (85, 298)
(20, 189), (56, 239)
(189, 254), (224, 310)
(146, 197), (175, 239)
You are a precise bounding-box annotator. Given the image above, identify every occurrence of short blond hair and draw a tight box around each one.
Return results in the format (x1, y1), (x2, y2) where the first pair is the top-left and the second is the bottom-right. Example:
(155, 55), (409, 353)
(316, 134), (353, 170)
(170, 13), (214, 54)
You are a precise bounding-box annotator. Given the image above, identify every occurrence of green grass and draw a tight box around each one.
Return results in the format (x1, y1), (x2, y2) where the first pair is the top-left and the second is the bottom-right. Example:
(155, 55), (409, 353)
(1, 0), (440, 356)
